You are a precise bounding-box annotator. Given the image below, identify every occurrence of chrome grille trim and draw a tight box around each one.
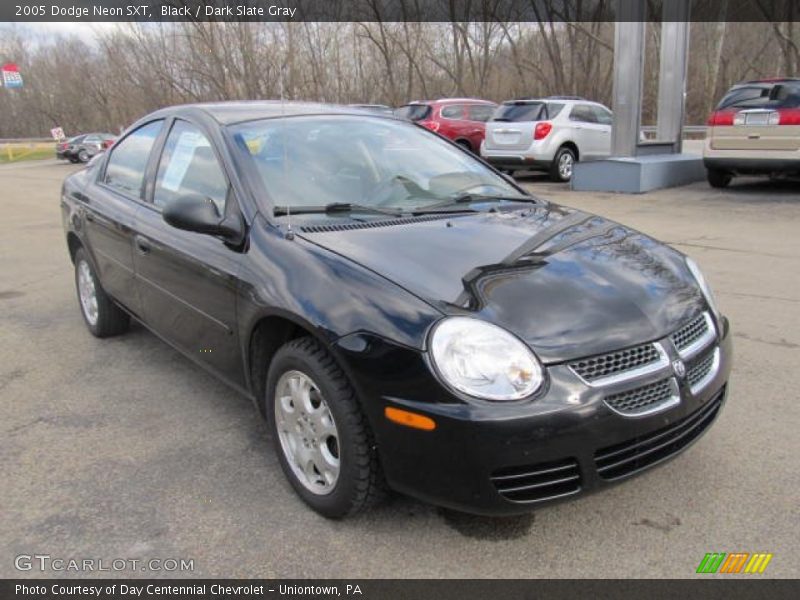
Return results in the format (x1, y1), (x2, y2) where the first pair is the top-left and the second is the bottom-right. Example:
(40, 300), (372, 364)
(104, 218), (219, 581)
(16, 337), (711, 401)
(688, 347), (720, 395)
(672, 312), (716, 360)
(603, 377), (680, 418)
(569, 342), (670, 387)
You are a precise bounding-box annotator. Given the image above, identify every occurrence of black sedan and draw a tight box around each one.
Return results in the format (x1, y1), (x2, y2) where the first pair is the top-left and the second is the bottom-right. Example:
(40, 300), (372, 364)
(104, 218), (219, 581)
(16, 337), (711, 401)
(61, 102), (732, 518)
(57, 132), (115, 163)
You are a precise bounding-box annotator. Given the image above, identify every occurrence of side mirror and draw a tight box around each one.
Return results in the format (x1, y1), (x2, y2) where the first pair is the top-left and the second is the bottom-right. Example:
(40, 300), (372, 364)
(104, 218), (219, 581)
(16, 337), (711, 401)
(162, 195), (243, 243)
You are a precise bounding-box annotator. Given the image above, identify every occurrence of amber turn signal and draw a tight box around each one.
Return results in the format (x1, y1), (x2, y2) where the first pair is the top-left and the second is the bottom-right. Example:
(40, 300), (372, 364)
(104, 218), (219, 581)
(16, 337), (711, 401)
(384, 407), (436, 431)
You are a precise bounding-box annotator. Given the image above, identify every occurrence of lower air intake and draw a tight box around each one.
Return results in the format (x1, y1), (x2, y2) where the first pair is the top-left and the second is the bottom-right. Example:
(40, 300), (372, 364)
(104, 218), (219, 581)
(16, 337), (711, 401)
(491, 457), (581, 504)
(594, 387), (725, 481)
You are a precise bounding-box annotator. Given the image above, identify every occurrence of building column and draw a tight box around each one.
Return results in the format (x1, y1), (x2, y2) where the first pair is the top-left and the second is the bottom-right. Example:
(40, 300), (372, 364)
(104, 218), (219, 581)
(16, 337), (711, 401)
(656, 1), (691, 151)
(611, 0), (646, 158)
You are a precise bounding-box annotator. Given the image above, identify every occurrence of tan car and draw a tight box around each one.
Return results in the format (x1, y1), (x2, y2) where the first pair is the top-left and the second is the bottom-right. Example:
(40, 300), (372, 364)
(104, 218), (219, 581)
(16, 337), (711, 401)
(704, 78), (800, 188)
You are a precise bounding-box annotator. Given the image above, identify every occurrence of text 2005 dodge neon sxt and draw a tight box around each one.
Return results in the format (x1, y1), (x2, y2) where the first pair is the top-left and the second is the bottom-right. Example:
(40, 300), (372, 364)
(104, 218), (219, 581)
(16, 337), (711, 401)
(61, 102), (731, 518)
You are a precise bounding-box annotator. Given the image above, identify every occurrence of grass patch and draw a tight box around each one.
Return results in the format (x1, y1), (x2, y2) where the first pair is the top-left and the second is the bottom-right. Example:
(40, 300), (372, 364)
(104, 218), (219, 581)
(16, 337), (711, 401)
(0, 144), (56, 163)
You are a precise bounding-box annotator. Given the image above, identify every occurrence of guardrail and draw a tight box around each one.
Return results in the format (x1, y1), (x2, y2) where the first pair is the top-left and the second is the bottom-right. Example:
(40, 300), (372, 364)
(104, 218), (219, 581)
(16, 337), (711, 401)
(641, 125), (707, 138)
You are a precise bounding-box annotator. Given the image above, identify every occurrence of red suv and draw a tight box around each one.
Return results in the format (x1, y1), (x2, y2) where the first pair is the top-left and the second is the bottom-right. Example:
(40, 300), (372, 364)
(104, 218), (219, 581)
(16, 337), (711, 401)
(395, 98), (497, 153)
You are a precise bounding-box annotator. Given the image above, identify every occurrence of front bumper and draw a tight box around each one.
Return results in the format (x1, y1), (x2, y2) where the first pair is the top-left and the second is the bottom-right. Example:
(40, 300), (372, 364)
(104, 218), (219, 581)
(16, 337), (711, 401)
(358, 317), (732, 515)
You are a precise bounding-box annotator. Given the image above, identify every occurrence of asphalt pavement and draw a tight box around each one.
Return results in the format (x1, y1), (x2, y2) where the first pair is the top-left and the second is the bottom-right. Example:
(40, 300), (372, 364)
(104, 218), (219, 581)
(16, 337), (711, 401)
(1, 159), (798, 578)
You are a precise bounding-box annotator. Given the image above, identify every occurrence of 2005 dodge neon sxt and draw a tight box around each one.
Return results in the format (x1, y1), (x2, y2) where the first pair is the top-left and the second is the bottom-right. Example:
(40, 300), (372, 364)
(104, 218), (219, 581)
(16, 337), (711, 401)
(61, 102), (732, 518)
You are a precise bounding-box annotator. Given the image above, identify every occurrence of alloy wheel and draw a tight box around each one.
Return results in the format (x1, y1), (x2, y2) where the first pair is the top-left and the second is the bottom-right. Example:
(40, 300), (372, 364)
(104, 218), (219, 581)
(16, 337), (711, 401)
(558, 152), (574, 180)
(274, 370), (340, 495)
(77, 260), (99, 326)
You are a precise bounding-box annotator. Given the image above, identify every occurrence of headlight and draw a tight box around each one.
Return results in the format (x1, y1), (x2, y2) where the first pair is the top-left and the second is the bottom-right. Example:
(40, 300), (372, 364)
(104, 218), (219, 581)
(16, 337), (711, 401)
(429, 317), (543, 401)
(686, 257), (720, 320)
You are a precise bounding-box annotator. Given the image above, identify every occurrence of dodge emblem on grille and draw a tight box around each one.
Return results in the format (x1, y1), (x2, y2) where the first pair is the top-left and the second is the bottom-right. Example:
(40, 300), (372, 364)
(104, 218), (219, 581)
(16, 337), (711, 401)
(673, 359), (686, 378)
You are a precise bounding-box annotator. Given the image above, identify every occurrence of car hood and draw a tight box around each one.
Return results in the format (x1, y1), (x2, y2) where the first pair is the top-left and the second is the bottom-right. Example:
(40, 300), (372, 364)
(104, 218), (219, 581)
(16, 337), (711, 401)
(297, 204), (705, 363)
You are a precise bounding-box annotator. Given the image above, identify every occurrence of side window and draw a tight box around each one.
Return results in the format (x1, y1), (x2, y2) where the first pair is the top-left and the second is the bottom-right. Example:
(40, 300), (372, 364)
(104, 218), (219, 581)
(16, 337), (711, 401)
(467, 105), (496, 122)
(593, 106), (613, 125)
(570, 105), (598, 123)
(103, 120), (163, 198)
(153, 120), (228, 215)
(440, 105), (465, 119)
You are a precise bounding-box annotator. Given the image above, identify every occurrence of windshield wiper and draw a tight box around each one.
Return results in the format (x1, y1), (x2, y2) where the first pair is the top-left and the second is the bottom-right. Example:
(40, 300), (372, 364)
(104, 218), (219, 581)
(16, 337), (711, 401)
(273, 202), (403, 217)
(412, 193), (537, 214)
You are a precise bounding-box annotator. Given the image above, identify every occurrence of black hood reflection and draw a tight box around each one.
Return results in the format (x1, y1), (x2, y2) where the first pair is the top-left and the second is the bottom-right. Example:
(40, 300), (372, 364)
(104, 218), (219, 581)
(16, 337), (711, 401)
(298, 203), (704, 363)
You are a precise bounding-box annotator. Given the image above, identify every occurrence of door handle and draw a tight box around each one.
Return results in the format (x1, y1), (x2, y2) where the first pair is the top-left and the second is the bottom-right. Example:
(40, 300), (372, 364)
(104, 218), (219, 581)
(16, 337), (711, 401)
(84, 211), (95, 223)
(135, 236), (151, 255)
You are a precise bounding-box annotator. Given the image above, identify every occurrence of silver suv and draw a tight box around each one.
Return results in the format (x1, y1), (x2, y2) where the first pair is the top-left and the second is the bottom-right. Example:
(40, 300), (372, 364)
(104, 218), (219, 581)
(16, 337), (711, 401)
(481, 97), (613, 182)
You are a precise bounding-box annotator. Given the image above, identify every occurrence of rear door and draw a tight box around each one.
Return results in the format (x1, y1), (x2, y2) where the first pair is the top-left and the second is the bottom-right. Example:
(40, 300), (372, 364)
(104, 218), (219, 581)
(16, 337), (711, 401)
(484, 101), (546, 151)
(83, 119), (164, 316)
(437, 104), (467, 142)
(710, 83), (800, 152)
(567, 104), (607, 159)
(133, 118), (245, 386)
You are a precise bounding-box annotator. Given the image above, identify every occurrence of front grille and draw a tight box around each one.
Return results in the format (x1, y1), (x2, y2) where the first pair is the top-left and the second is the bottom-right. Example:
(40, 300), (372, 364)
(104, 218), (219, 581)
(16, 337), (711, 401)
(687, 349), (717, 390)
(605, 377), (676, 416)
(595, 387), (725, 480)
(671, 313), (709, 352)
(491, 457), (581, 504)
(570, 343), (661, 383)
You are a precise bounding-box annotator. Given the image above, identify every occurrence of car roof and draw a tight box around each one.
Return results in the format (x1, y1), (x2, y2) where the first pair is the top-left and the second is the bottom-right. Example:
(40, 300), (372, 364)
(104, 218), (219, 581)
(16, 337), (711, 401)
(503, 97), (598, 104)
(146, 101), (401, 126)
(404, 98), (496, 106)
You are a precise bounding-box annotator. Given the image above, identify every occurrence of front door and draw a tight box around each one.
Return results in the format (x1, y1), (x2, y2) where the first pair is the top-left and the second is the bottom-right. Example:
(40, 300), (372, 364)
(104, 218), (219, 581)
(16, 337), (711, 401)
(133, 119), (245, 387)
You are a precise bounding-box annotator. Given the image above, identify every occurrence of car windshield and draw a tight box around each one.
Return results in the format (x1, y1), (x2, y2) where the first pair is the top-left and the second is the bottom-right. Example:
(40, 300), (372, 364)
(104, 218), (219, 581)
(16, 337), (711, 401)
(394, 104), (432, 121)
(492, 102), (546, 122)
(229, 116), (528, 213)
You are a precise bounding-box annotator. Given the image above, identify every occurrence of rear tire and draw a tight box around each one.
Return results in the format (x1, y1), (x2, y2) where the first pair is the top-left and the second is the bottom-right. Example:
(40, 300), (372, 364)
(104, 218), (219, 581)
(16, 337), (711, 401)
(707, 168), (732, 188)
(550, 146), (576, 182)
(266, 337), (385, 518)
(74, 248), (130, 338)
(456, 139), (473, 153)
(77, 150), (90, 163)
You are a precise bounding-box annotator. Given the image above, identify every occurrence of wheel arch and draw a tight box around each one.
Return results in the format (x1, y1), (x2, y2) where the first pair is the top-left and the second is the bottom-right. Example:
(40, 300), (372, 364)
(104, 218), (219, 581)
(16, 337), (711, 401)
(66, 232), (83, 263)
(559, 140), (579, 161)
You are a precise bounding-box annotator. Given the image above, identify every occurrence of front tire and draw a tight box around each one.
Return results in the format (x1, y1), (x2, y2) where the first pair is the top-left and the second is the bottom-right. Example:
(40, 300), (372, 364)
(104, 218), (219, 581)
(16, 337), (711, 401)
(707, 168), (732, 188)
(266, 337), (385, 518)
(74, 248), (130, 337)
(550, 146), (577, 182)
(77, 150), (90, 163)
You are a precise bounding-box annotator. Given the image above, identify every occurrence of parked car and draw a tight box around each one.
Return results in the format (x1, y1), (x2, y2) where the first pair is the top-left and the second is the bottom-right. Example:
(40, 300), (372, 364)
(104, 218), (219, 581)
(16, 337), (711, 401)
(704, 77), (800, 187)
(481, 97), (613, 182)
(347, 104), (394, 115)
(62, 102), (731, 518)
(395, 98), (497, 152)
(56, 132), (115, 163)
